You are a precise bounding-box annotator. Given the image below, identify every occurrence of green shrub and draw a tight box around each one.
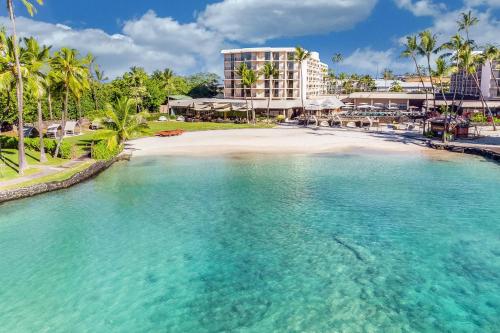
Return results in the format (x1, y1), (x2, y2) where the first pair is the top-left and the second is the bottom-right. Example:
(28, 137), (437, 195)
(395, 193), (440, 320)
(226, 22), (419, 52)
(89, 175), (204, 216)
(91, 140), (123, 160)
(0, 136), (18, 149)
(276, 115), (285, 123)
(0, 136), (74, 159)
(169, 115), (177, 120)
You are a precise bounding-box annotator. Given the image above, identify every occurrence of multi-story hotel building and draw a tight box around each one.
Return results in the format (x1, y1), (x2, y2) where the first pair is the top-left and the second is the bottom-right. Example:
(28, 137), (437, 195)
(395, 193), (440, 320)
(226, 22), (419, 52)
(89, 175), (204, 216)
(450, 59), (500, 100)
(222, 47), (328, 100)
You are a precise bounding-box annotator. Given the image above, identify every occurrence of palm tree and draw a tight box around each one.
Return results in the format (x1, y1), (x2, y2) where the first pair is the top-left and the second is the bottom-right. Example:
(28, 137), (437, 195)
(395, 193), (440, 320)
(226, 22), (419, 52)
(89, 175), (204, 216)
(418, 30), (438, 112)
(242, 68), (257, 124)
(50, 47), (89, 157)
(102, 97), (149, 147)
(438, 34), (467, 113)
(6, 0), (43, 174)
(401, 35), (429, 113)
(294, 46), (311, 125)
(158, 68), (174, 115)
(458, 10), (479, 44)
(434, 57), (452, 142)
(461, 45), (497, 131)
(86, 53), (107, 112)
(236, 63), (250, 123)
(261, 62), (279, 123)
(24, 37), (50, 162)
(483, 44), (500, 98)
(332, 53), (343, 75)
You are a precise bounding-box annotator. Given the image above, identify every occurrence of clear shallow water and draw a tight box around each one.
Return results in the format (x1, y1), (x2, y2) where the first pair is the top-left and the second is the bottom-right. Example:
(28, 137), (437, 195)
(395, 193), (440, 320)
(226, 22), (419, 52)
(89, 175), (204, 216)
(0, 153), (499, 332)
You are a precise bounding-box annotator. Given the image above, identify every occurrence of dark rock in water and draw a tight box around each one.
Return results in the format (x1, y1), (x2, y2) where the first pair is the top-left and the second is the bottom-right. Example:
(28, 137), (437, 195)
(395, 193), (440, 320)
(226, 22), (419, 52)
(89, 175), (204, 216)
(332, 234), (365, 262)
(146, 272), (159, 284)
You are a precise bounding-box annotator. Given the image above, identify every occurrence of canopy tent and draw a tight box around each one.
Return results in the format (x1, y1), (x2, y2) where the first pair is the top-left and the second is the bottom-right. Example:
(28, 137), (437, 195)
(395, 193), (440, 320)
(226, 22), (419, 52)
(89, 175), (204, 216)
(304, 97), (345, 111)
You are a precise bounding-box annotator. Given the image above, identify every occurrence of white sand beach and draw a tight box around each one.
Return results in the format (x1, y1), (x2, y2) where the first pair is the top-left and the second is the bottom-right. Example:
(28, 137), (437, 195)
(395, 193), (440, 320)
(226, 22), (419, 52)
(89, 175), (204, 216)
(129, 127), (431, 157)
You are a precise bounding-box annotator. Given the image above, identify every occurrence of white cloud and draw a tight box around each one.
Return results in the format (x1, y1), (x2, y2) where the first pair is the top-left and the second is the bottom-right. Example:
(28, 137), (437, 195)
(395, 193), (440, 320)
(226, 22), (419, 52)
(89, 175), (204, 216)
(342, 48), (414, 75)
(0, 11), (229, 78)
(464, 0), (500, 7)
(198, 0), (378, 44)
(393, 0), (446, 17)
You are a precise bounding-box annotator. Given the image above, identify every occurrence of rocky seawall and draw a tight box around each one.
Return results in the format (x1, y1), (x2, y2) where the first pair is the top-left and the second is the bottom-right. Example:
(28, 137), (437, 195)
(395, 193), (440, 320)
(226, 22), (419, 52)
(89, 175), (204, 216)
(0, 154), (130, 204)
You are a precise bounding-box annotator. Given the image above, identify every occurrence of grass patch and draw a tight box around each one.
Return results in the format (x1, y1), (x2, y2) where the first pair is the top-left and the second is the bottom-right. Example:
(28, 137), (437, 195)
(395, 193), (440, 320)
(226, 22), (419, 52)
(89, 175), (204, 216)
(0, 160), (95, 191)
(0, 148), (65, 181)
(144, 121), (274, 136)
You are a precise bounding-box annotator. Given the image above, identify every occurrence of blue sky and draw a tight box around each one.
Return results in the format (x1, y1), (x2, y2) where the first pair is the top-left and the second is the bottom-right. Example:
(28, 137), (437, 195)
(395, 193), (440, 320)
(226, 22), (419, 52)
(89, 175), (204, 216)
(2, 0), (499, 78)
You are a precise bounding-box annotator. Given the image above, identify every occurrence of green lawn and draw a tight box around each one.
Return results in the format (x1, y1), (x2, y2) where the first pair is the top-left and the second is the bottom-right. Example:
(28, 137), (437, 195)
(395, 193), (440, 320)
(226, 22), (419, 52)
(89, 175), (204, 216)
(0, 160), (95, 190)
(144, 121), (274, 135)
(0, 148), (65, 181)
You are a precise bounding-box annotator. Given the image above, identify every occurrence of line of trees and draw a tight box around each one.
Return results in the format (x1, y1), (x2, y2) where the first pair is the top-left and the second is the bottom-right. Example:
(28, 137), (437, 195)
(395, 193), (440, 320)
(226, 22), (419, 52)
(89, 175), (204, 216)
(0, 1), (220, 175)
(401, 10), (499, 141)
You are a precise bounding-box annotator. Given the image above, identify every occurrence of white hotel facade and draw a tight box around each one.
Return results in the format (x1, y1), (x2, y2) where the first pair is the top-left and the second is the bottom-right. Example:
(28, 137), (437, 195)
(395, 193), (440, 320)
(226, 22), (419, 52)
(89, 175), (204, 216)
(222, 47), (328, 100)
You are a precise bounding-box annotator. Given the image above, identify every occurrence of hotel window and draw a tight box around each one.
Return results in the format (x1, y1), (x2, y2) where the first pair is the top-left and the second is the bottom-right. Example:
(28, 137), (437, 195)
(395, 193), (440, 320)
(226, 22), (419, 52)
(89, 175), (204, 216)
(265, 52), (271, 61)
(274, 81), (279, 89)
(273, 53), (280, 61)
(265, 81), (270, 89)
(287, 52), (295, 60)
(287, 71), (294, 79)
(288, 80), (294, 88)
(265, 89), (270, 97)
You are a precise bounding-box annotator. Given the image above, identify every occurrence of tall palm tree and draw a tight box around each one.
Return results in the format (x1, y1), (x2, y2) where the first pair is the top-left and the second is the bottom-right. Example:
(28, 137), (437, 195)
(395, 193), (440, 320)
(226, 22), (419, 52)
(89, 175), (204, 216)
(458, 10), (479, 43)
(332, 53), (343, 75)
(50, 47), (89, 157)
(418, 30), (438, 112)
(6, 0), (43, 174)
(261, 62), (279, 123)
(434, 57), (452, 142)
(483, 44), (500, 98)
(461, 45), (497, 131)
(242, 68), (257, 124)
(294, 46), (311, 125)
(158, 68), (174, 114)
(401, 35), (429, 113)
(457, 11), (479, 112)
(236, 63), (250, 123)
(24, 37), (50, 162)
(86, 53), (107, 112)
(438, 34), (467, 113)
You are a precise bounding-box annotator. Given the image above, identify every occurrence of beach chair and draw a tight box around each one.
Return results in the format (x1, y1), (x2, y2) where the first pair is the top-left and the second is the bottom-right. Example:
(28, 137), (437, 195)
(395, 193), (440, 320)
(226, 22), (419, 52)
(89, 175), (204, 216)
(46, 124), (62, 138)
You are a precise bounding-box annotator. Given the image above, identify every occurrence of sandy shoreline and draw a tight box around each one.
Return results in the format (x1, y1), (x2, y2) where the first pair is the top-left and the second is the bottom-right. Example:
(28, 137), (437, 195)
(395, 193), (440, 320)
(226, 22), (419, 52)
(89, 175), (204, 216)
(128, 127), (434, 157)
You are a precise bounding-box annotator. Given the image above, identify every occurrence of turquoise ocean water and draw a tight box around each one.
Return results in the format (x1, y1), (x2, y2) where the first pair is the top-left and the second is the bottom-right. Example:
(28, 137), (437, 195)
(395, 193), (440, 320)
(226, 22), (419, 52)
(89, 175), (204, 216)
(0, 153), (499, 332)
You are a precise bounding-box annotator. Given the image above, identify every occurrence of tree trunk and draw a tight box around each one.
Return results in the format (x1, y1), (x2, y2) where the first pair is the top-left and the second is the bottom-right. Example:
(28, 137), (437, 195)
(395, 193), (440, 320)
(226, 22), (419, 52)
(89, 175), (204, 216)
(251, 94), (255, 125)
(91, 84), (98, 111)
(48, 90), (54, 120)
(413, 56), (428, 114)
(37, 99), (47, 163)
(299, 61), (307, 127)
(473, 73), (497, 131)
(440, 78), (450, 143)
(267, 77), (272, 123)
(77, 100), (82, 122)
(412, 56), (428, 134)
(427, 55), (437, 113)
(244, 88), (249, 124)
(54, 87), (69, 157)
(8, 0), (27, 175)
